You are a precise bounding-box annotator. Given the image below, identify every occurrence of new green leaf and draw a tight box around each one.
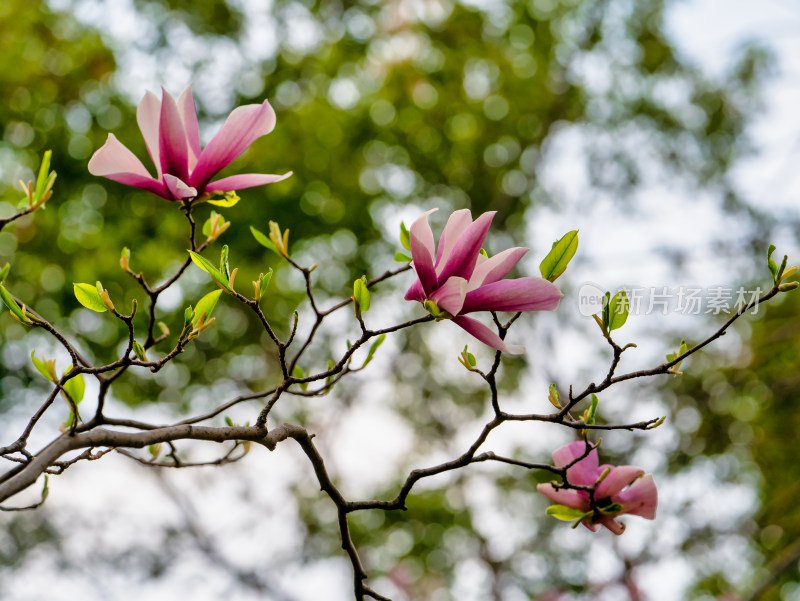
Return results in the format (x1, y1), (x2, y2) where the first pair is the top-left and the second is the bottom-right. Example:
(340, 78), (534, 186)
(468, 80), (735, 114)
(539, 230), (578, 282)
(353, 276), (370, 313)
(363, 334), (386, 367)
(192, 289), (223, 327)
(188, 251), (232, 292)
(546, 504), (591, 522)
(31, 351), (56, 382)
(1, 284), (33, 324)
(768, 244), (778, 281)
(250, 226), (278, 253)
(607, 290), (629, 331)
(62, 369), (85, 404)
(73, 283), (108, 313)
(399, 221), (411, 251)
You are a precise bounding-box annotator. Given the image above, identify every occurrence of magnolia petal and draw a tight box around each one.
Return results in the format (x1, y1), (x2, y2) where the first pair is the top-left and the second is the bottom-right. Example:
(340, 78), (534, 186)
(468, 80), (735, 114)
(177, 85), (202, 171)
(429, 277), (467, 316)
(461, 277), (563, 314)
(409, 209), (438, 295)
(158, 87), (190, 181)
(435, 209), (472, 271)
(552, 441), (600, 486)
(137, 91), (162, 177)
(537, 483), (590, 511)
(467, 247), (529, 291)
(190, 100), (276, 189)
(437, 211), (496, 286)
(404, 279), (425, 302)
(451, 315), (524, 354)
(614, 473), (657, 519)
(595, 465), (645, 499)
(596, 515), (626, 535)
(88, 134), (168, 198)
(205, 172), (292, 192)
(164, 174), (198, 200)
(89, 134), (152, 179)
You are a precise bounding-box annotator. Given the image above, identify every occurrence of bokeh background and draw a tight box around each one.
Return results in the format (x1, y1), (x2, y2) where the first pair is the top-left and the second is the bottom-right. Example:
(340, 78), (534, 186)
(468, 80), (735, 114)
(0, 0), (799, 599)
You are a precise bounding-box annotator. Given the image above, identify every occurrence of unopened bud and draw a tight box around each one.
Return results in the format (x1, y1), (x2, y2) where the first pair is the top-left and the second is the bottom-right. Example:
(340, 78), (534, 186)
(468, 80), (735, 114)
(120, 247), (131, 272)
(779, 281), (799, 292)
(100, 289), (116, 312)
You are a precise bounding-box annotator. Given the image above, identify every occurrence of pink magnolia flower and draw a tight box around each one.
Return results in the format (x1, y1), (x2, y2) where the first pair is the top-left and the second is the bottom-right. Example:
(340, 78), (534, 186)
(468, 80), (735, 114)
(404, 209), (563, 354)
(88, 86), (291, 201)
(538, 441), (658, 534)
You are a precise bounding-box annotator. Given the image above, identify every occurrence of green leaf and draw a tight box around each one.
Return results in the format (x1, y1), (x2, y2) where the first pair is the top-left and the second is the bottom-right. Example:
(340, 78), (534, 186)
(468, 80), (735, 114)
(394, 252), (411, 263)
(539, 230), (578, 282)
(607, 290), (629, 331)
(192, 289), (223, 326)
(325, 359), (336, 389)
(219, 245), (230, 279)
(587, 393), (599, 425)
(548, 383), (561, 408)
(353, 276), (370, 313)
(293, 366), (308, 391)
(465, 346), (476, 367)
(202, 211), (218, 237)
(41, 474), (49, 502)
(768, 244), (778, 281)
(31, 351), (55, 382)
(224, 416), (234, 427)
(259, 269), (273, 299)
(250, 226), (278, 253)
(0, 262), (9, 284)
(73, 283), (108, 313)
(132, 340), (147, 362)
(546, 504), (591, 522)
(188, 251), (232, 292)
(599, 502), (623, 514)
(399, 221), (410, 251)
(207, 191), (240, 207)
(62, 369), (85, 404)
(184, 306), (194, 328)
(601, 291), (611, 330)
(363, 334), (386, 367)
(479, 248), (488, 258)
(0, 284), (33, 324)
(34, 150), (52, 200)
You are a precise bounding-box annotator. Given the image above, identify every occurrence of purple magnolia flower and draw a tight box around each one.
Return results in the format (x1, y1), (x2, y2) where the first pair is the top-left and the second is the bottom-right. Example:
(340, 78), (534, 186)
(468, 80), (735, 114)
(538, 441), (658, 534)
(404, 209), (563, 354)
(88, 85), (291, 201)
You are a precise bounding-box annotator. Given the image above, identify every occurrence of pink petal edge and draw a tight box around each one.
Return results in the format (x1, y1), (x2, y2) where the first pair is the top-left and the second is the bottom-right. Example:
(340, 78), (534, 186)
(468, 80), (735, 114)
(205, 172), (292, 192)
(190, 100), (276, 189)
(451, 315), (524, 354)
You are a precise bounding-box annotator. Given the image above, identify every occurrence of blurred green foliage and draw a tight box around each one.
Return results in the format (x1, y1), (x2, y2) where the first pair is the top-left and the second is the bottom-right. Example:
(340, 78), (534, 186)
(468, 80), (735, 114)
(671, 288), (800, 600)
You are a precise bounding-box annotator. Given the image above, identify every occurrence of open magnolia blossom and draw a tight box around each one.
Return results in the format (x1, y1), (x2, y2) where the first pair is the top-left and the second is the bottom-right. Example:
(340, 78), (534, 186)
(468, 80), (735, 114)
(88, 85), (291, 201)
(538, 441), (658, 534)
(404, 208), (563, 354)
